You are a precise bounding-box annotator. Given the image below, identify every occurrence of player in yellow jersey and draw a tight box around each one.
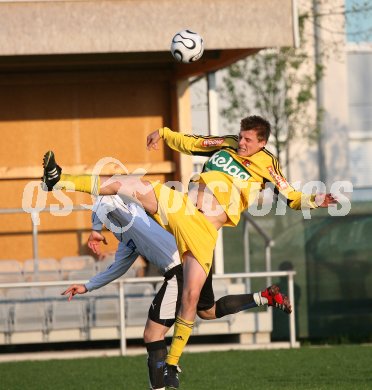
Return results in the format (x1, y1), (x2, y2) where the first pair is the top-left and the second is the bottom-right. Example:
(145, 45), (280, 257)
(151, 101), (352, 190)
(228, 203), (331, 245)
(42, 115), (336, 389)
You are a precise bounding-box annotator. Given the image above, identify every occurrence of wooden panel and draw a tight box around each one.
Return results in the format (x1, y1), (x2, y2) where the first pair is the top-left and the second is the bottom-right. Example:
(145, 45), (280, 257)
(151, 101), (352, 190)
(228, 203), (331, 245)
(0, 73), (172, 168)
(0, 173), (171, 262)
(0, 161), (175, 180)
(0, 68), (173, 261)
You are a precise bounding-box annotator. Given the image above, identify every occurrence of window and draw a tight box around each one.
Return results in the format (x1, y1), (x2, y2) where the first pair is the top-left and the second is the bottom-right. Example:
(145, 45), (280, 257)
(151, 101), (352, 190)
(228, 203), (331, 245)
(345, 0), (372, 43)
(347, 52), (372, 134)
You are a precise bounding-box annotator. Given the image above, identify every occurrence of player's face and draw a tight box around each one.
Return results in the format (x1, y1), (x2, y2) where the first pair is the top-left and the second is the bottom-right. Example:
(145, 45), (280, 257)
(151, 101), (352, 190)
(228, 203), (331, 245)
(237, 129), (266, 157)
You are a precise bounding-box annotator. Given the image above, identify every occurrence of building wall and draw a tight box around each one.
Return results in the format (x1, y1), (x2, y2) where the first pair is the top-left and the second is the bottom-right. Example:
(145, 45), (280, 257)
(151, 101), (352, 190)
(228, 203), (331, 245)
(308, 0), (372, 201)
(346, 47), (372, 199)
(0, 67), (176, 261)
(0, 0), (296, 55)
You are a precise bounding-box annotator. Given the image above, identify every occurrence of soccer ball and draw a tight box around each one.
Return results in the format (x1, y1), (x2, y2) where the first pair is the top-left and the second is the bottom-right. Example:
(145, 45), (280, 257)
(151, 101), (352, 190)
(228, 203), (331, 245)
(170, 29), (204, 63)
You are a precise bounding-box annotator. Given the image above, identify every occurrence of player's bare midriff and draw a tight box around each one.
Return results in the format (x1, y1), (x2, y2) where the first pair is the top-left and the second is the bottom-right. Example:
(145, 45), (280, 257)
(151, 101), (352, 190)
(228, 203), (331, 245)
(188, 182), (228, 230)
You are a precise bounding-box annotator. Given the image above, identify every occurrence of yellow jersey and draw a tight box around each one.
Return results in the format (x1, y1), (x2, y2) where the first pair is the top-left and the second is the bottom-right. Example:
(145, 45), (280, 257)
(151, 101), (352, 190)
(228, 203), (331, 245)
(159, 127), (317, 227)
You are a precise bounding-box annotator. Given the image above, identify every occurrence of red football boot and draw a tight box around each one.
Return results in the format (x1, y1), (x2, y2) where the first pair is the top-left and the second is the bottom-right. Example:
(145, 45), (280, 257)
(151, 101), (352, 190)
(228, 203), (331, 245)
(261, 284), (292, 314)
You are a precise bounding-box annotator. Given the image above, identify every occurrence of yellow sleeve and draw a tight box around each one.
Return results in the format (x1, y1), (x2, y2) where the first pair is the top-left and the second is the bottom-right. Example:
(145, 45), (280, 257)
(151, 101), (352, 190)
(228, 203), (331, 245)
(283, 188), (318, 210)
(159, 127), (238, 157)
(261, 154), (318, 210)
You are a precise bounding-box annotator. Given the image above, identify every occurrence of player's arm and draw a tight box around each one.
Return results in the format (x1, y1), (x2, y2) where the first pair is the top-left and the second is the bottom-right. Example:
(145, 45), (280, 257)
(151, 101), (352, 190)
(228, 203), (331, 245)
(147, 127), (238, 157)
(89, 196), (120, 255)
(61, 284), (88, 302)
(88, 197), (108, 255)
(84, 243), (138, 292)
(62, 242), (139, 301)
(283, 183), (337, 209)
(80, 198), (142, 291)
(91, 196), (107, 232)
(62, 197), (138, 300)
(280, 184), (318, 210)
(264, 158), (337, 209)
(87, 230), (108, 255)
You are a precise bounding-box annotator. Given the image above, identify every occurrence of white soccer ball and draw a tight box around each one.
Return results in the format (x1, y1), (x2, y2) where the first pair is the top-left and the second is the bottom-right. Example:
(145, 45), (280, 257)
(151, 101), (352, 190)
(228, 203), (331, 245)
(170, 29), (204, 63)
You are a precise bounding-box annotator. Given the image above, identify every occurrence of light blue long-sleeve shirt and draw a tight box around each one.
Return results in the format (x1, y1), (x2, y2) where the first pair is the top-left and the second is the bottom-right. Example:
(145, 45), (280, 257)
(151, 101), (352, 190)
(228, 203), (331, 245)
(85, 195), (181, 291)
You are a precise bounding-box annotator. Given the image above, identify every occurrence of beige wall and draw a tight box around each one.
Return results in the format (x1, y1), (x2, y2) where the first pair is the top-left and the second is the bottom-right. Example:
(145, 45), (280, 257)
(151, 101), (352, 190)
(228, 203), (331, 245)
(289, 0), (351, 186)
(0, 0), (296, 55)
(315, 0), (351, 185)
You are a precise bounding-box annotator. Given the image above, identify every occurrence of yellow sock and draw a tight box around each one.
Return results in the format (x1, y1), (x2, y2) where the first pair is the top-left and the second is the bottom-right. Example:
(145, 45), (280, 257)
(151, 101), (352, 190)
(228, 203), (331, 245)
(166, 316), (194, 366)
(57, 174), (100, 196)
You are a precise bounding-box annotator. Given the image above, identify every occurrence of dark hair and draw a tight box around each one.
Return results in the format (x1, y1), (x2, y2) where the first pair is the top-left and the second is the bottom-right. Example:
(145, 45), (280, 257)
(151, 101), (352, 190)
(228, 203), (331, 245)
(240, 115), (271, 142)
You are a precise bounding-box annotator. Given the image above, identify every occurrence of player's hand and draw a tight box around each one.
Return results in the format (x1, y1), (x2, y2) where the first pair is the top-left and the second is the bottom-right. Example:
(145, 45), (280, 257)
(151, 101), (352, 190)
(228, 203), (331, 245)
(61, 284), (87, 302)
(315, 193), (338, 207)
(147, 129), (161, 151)
(88, 230), (107, 255)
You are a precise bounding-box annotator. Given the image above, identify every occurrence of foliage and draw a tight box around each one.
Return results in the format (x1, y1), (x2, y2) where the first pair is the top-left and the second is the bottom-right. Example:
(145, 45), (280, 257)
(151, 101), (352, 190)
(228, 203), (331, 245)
(220, 15), (319, 172)
(219, 0), (371, 174)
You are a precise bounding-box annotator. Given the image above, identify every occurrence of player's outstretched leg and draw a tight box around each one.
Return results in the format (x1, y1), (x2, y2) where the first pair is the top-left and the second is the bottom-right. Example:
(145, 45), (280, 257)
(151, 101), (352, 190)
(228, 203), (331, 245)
(42, 150), (102, 195)
(41, 151), (158, 213)
(198, 284), (292, 321)
(258, 284), (292, 314)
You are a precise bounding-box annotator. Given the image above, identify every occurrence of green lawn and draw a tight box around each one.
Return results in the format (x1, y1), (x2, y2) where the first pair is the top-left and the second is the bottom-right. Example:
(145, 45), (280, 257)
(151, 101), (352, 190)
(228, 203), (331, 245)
(0, 345), (371, 389)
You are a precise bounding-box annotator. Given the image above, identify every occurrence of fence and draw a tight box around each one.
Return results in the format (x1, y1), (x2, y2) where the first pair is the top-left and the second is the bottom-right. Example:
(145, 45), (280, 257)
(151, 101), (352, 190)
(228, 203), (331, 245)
(0, 205), (91, 270)
(0, 270), (298, 355)
(0, 206), (298, 352)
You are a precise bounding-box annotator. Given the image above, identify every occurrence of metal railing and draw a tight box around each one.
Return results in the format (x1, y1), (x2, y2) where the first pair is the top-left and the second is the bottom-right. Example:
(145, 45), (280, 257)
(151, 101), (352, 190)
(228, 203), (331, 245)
(3, 205), (273, 283)
(0, 206), (91, 273)
(0, 270), (298, 355)
(0, 207), (297, 352)
(242, 212), (275, 290)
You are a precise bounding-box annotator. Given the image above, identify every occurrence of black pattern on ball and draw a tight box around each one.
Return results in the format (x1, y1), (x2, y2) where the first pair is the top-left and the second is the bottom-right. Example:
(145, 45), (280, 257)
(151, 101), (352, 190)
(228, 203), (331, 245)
(170, 29), (204, 64)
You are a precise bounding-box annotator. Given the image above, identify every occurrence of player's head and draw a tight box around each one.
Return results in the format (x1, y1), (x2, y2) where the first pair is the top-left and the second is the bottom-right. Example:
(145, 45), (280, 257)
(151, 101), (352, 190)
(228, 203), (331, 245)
(238, 115), (271, 157)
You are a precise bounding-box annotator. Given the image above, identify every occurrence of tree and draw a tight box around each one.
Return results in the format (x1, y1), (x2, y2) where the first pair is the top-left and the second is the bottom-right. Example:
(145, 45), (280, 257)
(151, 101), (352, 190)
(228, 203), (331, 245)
(220, 14), (319, 181)
(219, 0), (371, 181)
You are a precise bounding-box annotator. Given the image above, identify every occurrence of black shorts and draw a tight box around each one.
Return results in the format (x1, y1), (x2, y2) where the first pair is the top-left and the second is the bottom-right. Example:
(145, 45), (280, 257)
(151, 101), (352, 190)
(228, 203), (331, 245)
(148, 265), (215, 327)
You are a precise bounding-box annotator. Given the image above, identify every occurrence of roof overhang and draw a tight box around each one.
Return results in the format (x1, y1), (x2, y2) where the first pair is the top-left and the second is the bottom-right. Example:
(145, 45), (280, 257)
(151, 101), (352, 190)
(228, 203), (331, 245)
(0, 0), (297, 55)
(0, 0), (298, 77)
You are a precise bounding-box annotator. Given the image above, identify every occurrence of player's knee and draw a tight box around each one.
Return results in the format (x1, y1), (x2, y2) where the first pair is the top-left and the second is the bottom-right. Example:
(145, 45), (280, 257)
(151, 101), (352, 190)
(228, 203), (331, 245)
(182, 288), (200, 307)
(143, 319), (167, 343)
(197, 311), (211, 320)
(144, 327), (164, 343)
(197, 308), (216, 320)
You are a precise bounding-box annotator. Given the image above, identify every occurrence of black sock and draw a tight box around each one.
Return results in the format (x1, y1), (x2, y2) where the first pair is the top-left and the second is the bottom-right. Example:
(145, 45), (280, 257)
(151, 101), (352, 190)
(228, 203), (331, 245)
(145, 340), (167, 389)
(215, 294), (257, 318)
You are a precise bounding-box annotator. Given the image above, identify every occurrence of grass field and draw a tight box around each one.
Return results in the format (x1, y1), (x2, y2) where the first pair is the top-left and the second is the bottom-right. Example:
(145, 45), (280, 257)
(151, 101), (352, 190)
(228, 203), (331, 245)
(0, 345), (371, 389)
